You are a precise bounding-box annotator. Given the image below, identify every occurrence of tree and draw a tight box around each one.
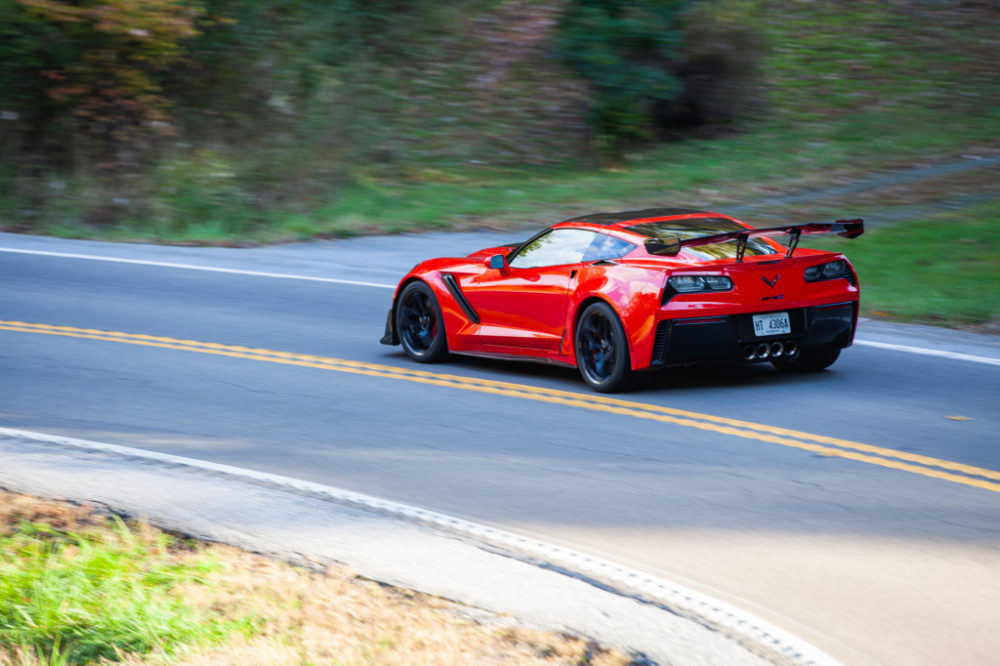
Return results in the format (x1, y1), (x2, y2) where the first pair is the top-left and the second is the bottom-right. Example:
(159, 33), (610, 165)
(555, 0), (690, 147)
(6, 0), (205, 168)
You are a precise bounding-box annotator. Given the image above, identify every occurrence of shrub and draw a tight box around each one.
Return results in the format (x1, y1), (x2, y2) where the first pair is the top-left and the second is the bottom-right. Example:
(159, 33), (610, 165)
(555, 0), (689, 146)
(664, 0), (766, 134)
(555, 0), (765, 147)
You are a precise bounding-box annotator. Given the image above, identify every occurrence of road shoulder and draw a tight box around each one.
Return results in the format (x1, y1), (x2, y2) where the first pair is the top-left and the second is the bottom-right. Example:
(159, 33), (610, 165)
(0, 428), (838, 666)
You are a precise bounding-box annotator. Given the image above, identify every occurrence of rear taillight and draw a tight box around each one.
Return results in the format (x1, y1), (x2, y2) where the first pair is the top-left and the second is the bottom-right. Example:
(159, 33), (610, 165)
(804, 259), (852, 283)
(667, 275), (733, 293)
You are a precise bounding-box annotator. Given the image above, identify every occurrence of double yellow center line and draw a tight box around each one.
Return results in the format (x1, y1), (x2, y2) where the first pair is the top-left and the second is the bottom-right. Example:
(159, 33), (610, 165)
(4, 319), (999, 494)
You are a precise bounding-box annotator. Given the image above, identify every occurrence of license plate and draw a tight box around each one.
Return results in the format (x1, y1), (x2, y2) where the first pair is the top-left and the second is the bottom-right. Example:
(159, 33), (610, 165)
(753, 312), (791, 337)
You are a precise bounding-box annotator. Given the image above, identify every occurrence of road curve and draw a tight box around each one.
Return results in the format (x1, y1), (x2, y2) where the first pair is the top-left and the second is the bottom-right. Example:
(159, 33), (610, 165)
(1, 231), (999, 665)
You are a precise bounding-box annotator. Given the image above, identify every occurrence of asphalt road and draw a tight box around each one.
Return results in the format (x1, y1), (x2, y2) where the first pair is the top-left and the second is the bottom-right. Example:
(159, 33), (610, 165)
(2, 231), (998, 665)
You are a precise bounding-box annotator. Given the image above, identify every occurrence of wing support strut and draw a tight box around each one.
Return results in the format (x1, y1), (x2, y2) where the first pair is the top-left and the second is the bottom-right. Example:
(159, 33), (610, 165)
(735, 233), (749, 263)
(785, 228), (802, 258)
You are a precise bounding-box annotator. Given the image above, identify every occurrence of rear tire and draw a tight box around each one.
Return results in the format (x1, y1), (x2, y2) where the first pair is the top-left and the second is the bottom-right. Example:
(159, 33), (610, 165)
(575, 302), (632, 392)
(771, 346), (840, 372)
(396, 281), (448, 363)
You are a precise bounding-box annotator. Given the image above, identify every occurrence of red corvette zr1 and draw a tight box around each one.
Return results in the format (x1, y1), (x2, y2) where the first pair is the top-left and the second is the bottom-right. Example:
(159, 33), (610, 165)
(380, 208), (863, 392)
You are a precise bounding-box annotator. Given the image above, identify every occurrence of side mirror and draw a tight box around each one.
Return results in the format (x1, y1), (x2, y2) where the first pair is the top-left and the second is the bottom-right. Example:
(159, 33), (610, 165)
(488, 254), (506, 269)
(644, 236), (681, 257)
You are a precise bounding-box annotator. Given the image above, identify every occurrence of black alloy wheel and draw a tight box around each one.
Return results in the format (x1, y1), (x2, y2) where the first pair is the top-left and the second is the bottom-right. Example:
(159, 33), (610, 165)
(575, 301), (631, 392)
(397, 281), (448, 363)
(771, 346), (840, 372)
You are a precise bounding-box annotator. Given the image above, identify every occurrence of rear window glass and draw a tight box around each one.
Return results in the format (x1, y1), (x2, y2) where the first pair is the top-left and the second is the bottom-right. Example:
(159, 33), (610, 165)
(628, 217), (776, 259)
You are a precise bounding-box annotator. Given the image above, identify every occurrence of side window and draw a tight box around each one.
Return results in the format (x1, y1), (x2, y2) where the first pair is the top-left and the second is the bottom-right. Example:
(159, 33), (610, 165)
(582, 233), (636, 262)
(509, 229), (598, 269)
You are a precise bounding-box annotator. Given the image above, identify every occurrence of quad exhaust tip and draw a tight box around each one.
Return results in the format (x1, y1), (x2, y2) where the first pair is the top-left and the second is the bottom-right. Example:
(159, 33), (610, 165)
(743, 340), (799, 361)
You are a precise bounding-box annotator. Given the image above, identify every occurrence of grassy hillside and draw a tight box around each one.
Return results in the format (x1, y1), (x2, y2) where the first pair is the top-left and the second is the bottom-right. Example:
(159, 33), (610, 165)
(1, 0), (997, 243)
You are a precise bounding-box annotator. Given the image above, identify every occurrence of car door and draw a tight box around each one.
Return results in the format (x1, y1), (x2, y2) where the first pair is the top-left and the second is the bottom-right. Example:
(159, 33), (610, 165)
(460, 229), (598, 352)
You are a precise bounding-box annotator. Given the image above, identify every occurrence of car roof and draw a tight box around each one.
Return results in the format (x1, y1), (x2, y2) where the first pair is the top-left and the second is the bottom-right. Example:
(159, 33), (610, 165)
(548, 208), (776, 257)
(558, 208), (719, 227)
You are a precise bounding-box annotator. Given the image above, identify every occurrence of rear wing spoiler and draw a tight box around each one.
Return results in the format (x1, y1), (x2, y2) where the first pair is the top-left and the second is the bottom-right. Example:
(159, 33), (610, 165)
(646, 218), (863, 262)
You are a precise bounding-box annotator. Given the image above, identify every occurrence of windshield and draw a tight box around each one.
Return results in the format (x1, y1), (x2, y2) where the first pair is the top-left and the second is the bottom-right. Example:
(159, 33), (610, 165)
(627, 217), (776, 260)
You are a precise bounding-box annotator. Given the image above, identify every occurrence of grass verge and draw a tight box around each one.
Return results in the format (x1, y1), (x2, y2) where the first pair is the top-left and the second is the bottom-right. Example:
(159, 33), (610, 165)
(0, 490), (634, 666)
(805, 198), (1000, 332)
(0, 518), (252, 665)
(13, 129), (998, 245)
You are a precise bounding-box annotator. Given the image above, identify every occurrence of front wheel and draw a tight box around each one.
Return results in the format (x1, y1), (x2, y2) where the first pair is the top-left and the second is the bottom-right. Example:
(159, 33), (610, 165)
(575, 301), (632, 392)
(396, 281), (448, 363)
(771, 346), (840, 372)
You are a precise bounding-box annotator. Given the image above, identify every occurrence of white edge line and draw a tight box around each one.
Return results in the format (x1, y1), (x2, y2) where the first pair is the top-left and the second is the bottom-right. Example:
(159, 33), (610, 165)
(0, 426), (841, 666)
(854, 339), (1000, 367)
(0, 247), (395, 289)
(7, 245), (996, 368)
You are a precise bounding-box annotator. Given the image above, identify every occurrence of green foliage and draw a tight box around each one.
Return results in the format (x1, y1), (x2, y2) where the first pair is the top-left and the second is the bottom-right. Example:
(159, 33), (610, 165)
(555, 0), (689, 144)
(2, 0), (205, 166)
(0, 517), (252, 665)
(175, 0), (442, 129)
(159, 0), (463, 204)
(146, 151), (261, 237)
(1, 0), (997, 249)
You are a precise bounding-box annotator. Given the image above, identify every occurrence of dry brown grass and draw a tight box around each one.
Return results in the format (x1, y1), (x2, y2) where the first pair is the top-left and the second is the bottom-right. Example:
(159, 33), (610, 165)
(0, 490), (634, 666)
(0, 492), (104, 535)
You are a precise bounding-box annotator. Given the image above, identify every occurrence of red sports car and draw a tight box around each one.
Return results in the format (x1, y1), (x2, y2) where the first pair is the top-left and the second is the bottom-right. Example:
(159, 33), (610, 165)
(380, 208), (863, 392)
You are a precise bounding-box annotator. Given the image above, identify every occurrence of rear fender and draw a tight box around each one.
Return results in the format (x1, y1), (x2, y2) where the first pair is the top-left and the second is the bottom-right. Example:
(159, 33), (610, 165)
(570, 265), (664, 371)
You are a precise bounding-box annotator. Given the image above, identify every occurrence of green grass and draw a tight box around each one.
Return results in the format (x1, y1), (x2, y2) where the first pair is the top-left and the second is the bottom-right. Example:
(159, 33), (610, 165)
(806, 199), (1000, 329)
(0, 518), (254, 665)
(755, 0), (1000, 122)
(36, 117), (987, 245)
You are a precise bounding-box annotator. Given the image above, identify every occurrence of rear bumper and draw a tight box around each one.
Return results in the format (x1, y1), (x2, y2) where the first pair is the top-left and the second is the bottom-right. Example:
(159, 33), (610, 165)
(650, 301), (857, 367)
